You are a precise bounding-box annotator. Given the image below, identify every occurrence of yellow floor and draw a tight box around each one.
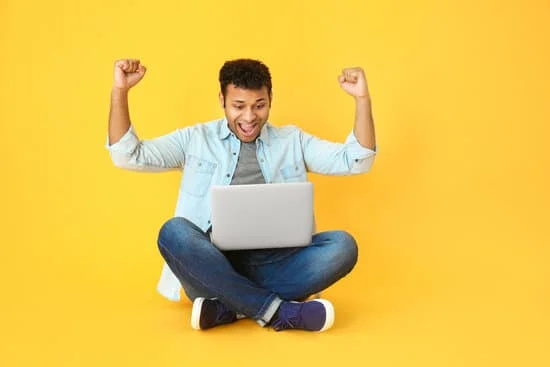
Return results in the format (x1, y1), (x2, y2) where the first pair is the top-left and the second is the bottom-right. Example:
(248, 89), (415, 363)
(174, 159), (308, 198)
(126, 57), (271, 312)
(2, 231), (548, 367)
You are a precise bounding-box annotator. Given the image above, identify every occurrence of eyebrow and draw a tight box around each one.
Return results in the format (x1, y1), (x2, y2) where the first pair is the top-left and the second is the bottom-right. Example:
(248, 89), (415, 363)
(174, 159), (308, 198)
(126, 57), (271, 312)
(232, 98), (267, 103)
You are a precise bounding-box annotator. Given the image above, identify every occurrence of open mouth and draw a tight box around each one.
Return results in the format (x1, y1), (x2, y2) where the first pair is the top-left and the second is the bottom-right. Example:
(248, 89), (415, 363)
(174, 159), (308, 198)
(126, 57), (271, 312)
(238, 123), (259, 138)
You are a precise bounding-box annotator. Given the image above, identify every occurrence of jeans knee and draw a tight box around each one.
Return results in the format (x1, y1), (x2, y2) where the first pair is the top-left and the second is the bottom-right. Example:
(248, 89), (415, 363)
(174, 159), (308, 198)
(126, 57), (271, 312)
(336, 231), (358, 270)
(157, 217), (193, 256)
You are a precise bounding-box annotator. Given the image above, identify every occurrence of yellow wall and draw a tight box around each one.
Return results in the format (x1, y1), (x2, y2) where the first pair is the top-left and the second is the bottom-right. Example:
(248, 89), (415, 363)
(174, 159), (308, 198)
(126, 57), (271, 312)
(1, 0), (549, 366)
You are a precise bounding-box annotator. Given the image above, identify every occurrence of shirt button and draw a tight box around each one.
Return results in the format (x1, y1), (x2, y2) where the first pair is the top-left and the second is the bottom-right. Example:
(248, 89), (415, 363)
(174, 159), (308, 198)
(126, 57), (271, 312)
(233, 152), (237, 156)
(226, 173), (230, 177)
(208, 220), (211, 224)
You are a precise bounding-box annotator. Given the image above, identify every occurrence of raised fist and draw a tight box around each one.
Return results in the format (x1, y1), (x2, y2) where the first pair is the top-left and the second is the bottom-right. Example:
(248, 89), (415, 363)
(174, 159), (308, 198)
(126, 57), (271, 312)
(113, 59), (147, 91)
(338, 67), (369, 99)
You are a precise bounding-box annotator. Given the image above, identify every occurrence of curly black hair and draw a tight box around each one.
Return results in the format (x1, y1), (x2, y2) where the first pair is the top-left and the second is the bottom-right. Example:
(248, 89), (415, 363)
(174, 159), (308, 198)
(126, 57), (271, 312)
(219, 59), (272, 101)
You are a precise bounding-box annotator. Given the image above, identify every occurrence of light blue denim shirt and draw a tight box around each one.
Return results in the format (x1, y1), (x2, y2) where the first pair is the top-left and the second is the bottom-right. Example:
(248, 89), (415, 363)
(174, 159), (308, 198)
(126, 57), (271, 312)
(106, 118), (377, 301)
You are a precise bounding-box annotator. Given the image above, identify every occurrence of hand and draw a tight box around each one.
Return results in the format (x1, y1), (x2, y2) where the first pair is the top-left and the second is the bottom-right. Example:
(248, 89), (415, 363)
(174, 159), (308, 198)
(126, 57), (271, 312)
(338, 67), (369, 99)
(113, 59), (147, 91)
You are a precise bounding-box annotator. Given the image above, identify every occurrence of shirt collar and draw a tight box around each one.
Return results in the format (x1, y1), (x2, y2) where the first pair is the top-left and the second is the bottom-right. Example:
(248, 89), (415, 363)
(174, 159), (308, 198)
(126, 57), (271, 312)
(218, 118), (272, 146)
(218, 118), (232, 140)
(257, 122), (272, 146)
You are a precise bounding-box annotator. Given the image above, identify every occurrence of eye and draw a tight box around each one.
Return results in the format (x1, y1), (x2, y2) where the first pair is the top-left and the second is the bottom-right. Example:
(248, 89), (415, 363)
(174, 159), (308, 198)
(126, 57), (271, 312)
(256, 104), (265, 110)
(233, 105), (244, 110)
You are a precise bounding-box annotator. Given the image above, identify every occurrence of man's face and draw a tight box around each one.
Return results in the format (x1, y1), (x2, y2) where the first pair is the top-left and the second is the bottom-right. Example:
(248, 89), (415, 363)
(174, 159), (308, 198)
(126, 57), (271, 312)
(220, 84), (271, 143)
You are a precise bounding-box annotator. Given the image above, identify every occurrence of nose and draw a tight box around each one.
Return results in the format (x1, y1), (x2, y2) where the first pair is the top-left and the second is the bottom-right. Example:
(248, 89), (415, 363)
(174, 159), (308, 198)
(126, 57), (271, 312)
(242, 107), (256, 123)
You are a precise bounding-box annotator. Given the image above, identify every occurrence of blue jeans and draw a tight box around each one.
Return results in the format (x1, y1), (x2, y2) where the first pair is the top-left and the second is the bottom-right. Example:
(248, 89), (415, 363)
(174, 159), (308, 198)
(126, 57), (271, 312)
(157, 217), (358, 325)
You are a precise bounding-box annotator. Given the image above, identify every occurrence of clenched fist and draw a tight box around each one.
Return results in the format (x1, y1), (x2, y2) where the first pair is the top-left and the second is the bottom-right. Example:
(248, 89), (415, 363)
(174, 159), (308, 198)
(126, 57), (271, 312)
(338, 67), (370, 99)
(113, 59), (147, 91)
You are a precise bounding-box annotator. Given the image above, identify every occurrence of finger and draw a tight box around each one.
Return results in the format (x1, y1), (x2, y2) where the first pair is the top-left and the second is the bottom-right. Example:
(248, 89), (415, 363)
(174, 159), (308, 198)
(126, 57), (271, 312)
(129, 59), (139, 73)
(341, 69), (353, 82)
(116, 59), (129, 71)
(343, 67), (361, 73)
(124, 59), (134, 73)
(133, 59), (141, 72)
(138, 64), (147, 74)
(342, 68), (358, 75)
(343, 67), (363, 79)
(338, 74), (346, 83)
(345, 72), (358, 83)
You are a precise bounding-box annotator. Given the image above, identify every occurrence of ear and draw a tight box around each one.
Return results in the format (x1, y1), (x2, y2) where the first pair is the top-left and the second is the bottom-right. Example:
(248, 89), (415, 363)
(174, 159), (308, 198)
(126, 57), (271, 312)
(219, 92), (225, 108)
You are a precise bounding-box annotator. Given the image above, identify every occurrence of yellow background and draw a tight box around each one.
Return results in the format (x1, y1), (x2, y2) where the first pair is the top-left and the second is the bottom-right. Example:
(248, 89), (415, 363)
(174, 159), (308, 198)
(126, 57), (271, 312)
(1, 0), (549, 366)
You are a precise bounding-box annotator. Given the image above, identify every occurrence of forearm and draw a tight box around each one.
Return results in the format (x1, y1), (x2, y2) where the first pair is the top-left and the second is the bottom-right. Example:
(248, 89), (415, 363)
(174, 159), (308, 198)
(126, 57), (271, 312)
(108, 88), (131, 145)
(353, 97), (376, 150)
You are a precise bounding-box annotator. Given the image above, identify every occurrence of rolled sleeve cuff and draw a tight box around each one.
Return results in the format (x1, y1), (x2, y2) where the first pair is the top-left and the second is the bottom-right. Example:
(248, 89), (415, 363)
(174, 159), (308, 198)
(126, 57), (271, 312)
(345, 130), (377, 160)
(105, 125), (139, 154)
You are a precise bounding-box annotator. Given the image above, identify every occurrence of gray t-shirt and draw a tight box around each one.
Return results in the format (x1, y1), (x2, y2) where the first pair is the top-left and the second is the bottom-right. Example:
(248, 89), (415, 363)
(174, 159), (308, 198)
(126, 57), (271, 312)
(230, 141), (266, 185)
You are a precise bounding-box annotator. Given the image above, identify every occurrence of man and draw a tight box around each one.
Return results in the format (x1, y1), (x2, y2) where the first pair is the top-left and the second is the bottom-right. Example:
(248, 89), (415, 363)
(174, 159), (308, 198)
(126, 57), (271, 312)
(107, 58), (377, 332)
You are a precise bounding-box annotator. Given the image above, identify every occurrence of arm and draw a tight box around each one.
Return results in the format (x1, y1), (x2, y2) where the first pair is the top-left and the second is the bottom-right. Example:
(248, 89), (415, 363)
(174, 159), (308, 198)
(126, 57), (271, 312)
(106, 59), (187, 171)
(338, 67), (376, 150)
(300, 129), (376, 175)
(300, 67), (377, 175)
(109, 59), (146, 145)
(353, 98), (376, 150)
(109, 89), (131, 145)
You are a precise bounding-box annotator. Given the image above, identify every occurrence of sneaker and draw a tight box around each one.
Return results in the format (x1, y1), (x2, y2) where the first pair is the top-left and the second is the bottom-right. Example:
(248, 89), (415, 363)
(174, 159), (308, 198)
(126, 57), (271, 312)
(191, 298), (238, 330)
(270, 299), (335, 332)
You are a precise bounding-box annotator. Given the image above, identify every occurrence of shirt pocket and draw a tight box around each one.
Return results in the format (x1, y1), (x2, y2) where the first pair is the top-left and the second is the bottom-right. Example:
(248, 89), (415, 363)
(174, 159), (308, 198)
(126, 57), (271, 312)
(182, 155), (217, 197)
(280, 163), (307, 183)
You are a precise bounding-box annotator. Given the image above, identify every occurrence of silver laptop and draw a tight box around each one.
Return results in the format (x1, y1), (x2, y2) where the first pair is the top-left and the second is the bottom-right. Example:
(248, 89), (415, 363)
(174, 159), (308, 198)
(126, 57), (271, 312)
(210, 182), (314, 250)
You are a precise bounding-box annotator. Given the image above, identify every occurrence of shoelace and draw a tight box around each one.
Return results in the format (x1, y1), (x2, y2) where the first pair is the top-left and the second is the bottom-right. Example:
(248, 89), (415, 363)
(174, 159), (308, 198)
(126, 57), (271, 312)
(271, 303), (302, 330)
